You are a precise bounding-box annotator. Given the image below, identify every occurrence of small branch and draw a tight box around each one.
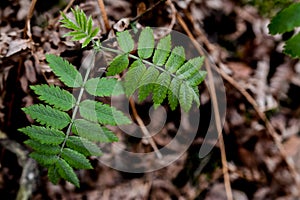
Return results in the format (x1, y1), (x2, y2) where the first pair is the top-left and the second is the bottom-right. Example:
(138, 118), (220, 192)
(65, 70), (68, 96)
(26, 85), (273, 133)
(217, 66), (300, 190)
(129, 98), (163, 159)
(165, 0), (176, 32)
(131, 0), (166, 23)
(176, 4), (300, 193)
(97, 0), (110, 32)
(24, 0), (37, 39)
(0, 138), (38, 200)
(62, 0), (76, 13)
(100, 46), (176, 79)
(48, 0), (75, 26)
(16, 158), (38, 200)
(175, 12), (234, 200)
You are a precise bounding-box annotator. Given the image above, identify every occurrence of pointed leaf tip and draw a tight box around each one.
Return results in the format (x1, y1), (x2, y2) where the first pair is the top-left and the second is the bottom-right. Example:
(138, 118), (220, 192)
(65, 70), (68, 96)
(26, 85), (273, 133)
(46, 54), (83, 88)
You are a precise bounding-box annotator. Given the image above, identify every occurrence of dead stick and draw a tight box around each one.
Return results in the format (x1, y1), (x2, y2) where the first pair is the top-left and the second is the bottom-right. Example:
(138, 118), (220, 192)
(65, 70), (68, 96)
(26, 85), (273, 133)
(24, 0), (37, 39)
(182, 7), (300, 191)
(97, 0), (110, 32)
(129, 98), (162, 159)
(217, 67), (300, 190)
(131, 0), (166, 23)
(48, 0), (75, 26)
(176, 12), (234, 200)
(62, 0), (76, 13)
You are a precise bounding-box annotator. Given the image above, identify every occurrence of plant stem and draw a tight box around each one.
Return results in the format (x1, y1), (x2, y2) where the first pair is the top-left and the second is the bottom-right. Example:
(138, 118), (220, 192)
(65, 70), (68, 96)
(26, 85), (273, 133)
(59, 52), (96, 155)
(100, 46), (176, 78)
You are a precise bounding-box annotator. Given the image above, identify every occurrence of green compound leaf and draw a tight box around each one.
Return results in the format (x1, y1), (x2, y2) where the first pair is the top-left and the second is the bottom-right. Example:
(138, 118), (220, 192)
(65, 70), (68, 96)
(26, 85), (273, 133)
(119, 30), (205, 112)
(61, 148), (93, 169)
(72, 119), (119, 142)
(30, 84), (76, 111)
(138, 27), (155, 59)
(124, 60), (147, 96)
(117, 30), (134, 53)
(153, 34), (171, 66)
(46, 54), (83, 88)
(268, 3), (300, 34)
(66, 136), (102, 156)
(56, 158), (79, 187)
(18, 126), (65, 145)
(138, 66), (159, 102)
(283, 33), (300, 58)
(165, 46), (186, 73)
(25, 139), (61, 155)
(85, 78), (124, 97)
(107, 54), (129, 76)
(48, 165), (60, 185)
(79, 100), (131, 126)
(29, 152), (58, 167)
(153, 72), (171, 107)
(19, 18), (208, 189)
(60, 6), (99, 48)
(22, 104), (71, 129)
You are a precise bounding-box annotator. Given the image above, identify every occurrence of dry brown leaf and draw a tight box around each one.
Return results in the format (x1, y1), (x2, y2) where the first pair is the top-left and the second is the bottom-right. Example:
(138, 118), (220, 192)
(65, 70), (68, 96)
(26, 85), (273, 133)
(105, 0), (132, 20)
(3, 7), (14, 18)
(113, 18), (131, 32)
(270, 61), (293, 100)
(253, 60), (269, 111)
(17, 0), (31, 21)
(24, 60), (37, 83)
(227, 62), (253, 80)
(19, 75), (28, 92)
(0, 33), (11, 57)
(6, 39), (31, 57)
(205, 184), (248, 200)
(0, 65), (13, 92)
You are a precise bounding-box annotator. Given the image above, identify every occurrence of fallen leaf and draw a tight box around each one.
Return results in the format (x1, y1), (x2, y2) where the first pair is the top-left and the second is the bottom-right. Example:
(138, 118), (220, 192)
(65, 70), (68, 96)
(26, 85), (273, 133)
(17, 0), (31, 21)
(6, 39), (31, 57)
(24, 60), (37, 83)
(227, 62), (253, 80)
(19, 75), (28, 92)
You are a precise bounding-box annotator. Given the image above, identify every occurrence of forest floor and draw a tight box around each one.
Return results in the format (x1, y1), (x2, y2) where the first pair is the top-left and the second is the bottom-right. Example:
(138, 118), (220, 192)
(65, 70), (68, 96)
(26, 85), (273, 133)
(1, 0), (300, 199)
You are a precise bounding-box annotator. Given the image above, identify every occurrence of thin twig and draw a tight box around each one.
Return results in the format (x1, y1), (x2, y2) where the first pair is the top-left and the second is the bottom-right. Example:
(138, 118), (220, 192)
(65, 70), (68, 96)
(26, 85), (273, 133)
(0, 138), (38, 200)
(24, 0), (37, 39)
(97, 0), (110, 32)
(131, 0), (166, 23)
(217, 66), (300, 190)
(48, 0), (75, 27)
(129, 98), (163, 159)
(176, 12), (234, 200)
(180, 5), (300, 192)
(165, 0), (176, 33)
(59, 52), (96, 156)
(62, 0), (76, 13)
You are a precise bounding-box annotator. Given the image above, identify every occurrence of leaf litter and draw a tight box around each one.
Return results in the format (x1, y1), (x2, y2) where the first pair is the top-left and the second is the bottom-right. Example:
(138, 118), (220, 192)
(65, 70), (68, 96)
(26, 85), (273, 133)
(1, 0), (300, 199)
